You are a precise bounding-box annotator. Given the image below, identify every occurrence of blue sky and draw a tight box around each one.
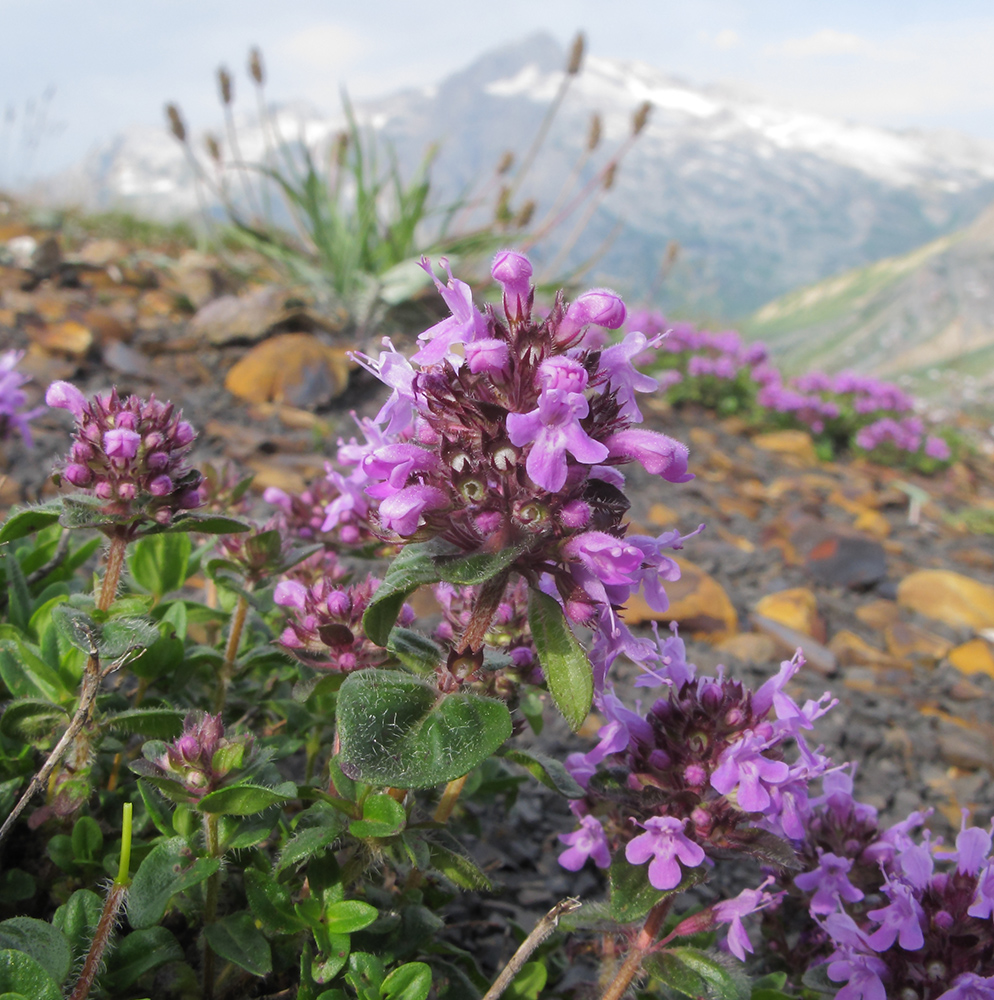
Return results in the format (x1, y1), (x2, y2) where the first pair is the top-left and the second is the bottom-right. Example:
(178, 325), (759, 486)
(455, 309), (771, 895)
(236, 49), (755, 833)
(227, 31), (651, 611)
(3, 0), (994, 179)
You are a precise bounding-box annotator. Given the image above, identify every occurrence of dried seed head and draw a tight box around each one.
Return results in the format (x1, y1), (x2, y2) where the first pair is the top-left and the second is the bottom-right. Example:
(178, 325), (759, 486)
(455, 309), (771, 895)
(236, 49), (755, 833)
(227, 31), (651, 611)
(165, 103), (187, 143)
(567, 32), (585, 75)
(205, 133), (222, 162)
(587, 113), (602, 152)
(514, 199), (535, 228)
(217, 66), (233, 106)
(334, 131), (349, 166)
(496, 150), (514, 175)
(248, 47), (265, 85)
(495, 186), (512, 225)
(603, 162), (617, 190)
(632, 100), (652, 136)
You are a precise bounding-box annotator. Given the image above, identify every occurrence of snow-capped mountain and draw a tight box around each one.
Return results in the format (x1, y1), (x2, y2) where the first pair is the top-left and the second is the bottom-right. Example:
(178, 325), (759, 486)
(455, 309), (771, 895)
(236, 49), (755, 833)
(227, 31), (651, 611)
(46, 34), (994, 318)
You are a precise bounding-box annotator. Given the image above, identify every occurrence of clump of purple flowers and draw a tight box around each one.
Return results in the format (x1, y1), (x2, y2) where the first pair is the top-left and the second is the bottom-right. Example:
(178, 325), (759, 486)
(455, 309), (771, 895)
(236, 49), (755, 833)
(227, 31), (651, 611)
(0, 350), (45, 447)
(558, 631), (836, 953)
(46, 380), (204, 528)
(624, 310), (953, 470)
(313, 252), (692, 654)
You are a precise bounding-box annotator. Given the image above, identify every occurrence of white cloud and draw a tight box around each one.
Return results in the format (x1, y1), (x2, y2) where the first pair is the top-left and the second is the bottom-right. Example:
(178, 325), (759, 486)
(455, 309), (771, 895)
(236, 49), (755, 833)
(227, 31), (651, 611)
(712, 29), (741, 51)
(771, 28), (881, 59)
(273, 23), (367, 75)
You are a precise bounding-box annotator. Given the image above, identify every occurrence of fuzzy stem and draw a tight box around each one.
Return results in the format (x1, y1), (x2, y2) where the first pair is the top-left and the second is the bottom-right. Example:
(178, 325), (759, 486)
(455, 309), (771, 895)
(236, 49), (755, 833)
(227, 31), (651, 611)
(69, 802), (132, 1000)
(214, 591), (250, 713)
(598, 899), (671, 1000)
(482, 898), (581, 1000)
(458, 571), (509, 654)
(202, 812), (221, 1000)
(433, 775), (468, 824)
(98, 532), (129, 612)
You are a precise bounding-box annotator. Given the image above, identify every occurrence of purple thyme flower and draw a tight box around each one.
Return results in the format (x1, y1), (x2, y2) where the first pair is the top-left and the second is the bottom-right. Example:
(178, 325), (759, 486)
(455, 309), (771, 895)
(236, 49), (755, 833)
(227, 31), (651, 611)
(795, 850), (865, 914)
(968, 860), (994, 920)
(713, 877), (783, 961)
(937, 973), (994, 1000)
(558, 815), (611, 871)
(711, 732), (791, 813)
(412, 257), (489, 365)
(555, 288), (626, 347)
(625, 815), (705, 890)
(603, 428), (693, 483)
(492, 249), (533, 322)
(597, 331), (660, 421)
(0, 350), (45, 446)
(864, 875), (925, 952)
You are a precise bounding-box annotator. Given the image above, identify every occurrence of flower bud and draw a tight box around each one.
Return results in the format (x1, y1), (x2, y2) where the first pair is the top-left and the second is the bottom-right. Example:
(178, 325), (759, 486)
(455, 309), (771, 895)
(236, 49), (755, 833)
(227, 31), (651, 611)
(104, 427), (141, 459)
(556, 289), (626, 345)
(64, 464), (93, 487)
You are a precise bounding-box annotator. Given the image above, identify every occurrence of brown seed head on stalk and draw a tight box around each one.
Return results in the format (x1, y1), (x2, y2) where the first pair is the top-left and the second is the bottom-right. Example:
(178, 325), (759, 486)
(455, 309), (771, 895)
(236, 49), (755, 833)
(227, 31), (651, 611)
(205, 133), (222, 163)
(602, 162), (617, 191)
(248, 47), (265, 85)
(495, 185), (512, 225)
(587, 113), (602, 152)
(334, 131), (349, 166)
(567, 32), (585, 75)
(515, 200), (536, 228)
(496, 150), (515, 175)
(165, 104), (187, 143)
(217, 66), (233, 106)
(632, 100), (652, 136)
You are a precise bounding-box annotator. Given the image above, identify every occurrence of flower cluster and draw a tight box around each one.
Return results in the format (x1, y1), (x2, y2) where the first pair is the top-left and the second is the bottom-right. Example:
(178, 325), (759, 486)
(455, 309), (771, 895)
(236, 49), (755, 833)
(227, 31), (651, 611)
(558, 633), (836, 954)
(315, 253), (692, 654)
(0, 350), (44, 446)
(274, 574), (402, 673)
(780, 773), (994, 998)
(133, 712), (251, 802)
(46, 381), (204, 527)
(622, 311), (952, 468)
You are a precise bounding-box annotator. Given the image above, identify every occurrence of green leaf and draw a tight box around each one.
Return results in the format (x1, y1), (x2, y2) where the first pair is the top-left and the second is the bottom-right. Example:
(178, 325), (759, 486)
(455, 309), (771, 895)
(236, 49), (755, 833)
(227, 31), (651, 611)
(103, 707), (184, 739)
(104, 926), (183, 991)
(0, 633), (72, 703)
(71, 816), (103, 863)
(311, 932), (351, 983)
(52, 890), (102, 965)
(499, 748), (585, 798)
(4, 556), (32, 634)
(127, 837), (221, 929)
(129, 532), (191, 599)
(426, 841), (492, 891)
(0, 502), (62, 545)
(244, 869), (306, 934)
(204, 912), (272, 977)
(527, 588), (592, 731)
(0, 699), (68, 742)
(323, 900), (378, 935)
(362, 543), (446, 646)
(138, 781), (174, 837)
(196, 781), (295, 816)
(751, 972), (789, 992)
(434, 543), (526, 585)
(336, 669), (512, 788)
(644, 947), (750, 1000)
(609, 852), (708, 924)
(386, 628), (444, 675)
(276, 808), (348, 874)
(0, 950), (61, 1000)
(0, 871), (35, 906)
(503, 961), (545, 1000)
(382, 962), (432, 1000)
(159, 513), (252, 535)
(0, 919), (70, 986)
(349, 793), (406, 839)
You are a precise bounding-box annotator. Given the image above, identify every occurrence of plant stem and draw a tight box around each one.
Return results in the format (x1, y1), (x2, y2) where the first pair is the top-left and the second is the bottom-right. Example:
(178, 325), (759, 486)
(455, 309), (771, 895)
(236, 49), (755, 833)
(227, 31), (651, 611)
(214, 591), (250, 713)
(203, 812), (221, 1000)
(433, 775), (468, 824)
(458, 571), (509, 654)
(598, 899), (671, 1000)
(98, 532), (129, 612)
(482, 898), (581, 1000)
(68, 803), (133, 1000)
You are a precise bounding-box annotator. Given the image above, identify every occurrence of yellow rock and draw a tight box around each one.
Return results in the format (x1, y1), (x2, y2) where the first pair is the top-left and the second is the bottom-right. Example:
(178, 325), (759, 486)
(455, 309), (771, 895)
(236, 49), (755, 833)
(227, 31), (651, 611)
(855, 599), (900, 632)
(754, 588), (823, 640)
(948, 639), (994, 679)
(33, 320), (93, 357)
(853, 508), (891, 539)
(897, 570), (994, 630)
(715, 633), (778, 663)
(884, 622), (952, 663)
(752, 430), (818, 465)
(621, 557), (737, 643)
(648, 502), (680, 526)
(225, 334), (353, 409)
(828, 630), (899, 668)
